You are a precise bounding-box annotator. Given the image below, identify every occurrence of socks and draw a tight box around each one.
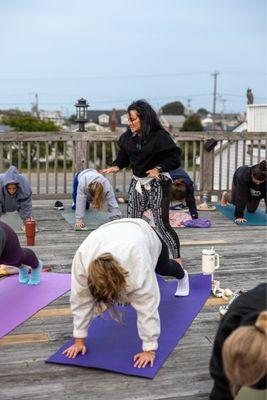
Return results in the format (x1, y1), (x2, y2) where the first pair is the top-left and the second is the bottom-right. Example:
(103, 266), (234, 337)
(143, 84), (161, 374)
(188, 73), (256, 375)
(18, 265), (29, 284)
(28, 260), (43, 285)
(175, 270), (190, 297)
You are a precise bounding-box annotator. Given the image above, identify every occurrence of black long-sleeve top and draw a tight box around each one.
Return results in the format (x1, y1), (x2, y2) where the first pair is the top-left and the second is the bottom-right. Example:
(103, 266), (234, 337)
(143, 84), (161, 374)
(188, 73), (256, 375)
(232, 165), (266, 218)
(170, 167), (198, 219)
(209, 283), (267, 400)
(112, 129), (181, 178)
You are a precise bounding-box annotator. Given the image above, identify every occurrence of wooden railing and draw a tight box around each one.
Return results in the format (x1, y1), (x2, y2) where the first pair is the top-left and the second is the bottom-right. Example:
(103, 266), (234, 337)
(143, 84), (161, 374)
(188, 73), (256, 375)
(0, 130), (266, 199)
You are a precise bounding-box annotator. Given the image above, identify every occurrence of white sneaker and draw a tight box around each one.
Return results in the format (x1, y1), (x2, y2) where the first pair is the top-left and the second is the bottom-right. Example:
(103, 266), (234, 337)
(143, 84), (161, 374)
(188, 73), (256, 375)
(175, 270), (190, 297)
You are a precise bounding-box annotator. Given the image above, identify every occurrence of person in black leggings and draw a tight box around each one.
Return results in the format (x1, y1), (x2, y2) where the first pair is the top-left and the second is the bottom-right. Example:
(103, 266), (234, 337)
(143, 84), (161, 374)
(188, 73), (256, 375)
(0, 220), (42, 285)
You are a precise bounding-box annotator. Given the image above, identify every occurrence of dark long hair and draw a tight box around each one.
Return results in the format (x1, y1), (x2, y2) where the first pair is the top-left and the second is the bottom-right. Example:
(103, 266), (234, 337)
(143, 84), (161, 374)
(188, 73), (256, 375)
(127, 99), (167, 141)
(252, 160), (267, 181)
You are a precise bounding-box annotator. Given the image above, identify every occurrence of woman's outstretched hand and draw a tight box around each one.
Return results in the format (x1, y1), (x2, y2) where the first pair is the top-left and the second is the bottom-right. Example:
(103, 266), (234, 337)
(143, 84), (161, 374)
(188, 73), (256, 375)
(100, 166), (120, 174)
(235, 217), (247, 224)
(133, 350), (156, 368)
(63, 338), (87, 359)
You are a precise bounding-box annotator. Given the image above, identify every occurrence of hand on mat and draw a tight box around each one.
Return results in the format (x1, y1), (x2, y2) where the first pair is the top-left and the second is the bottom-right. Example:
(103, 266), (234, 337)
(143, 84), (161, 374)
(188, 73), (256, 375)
(63, 339), (87, 359)
(235, 217), (247, 224)
(133, 351), (155, 368)
(75, 220), (86, 229)
(100, 166), (120, 174)
(146, 168), (160, 179)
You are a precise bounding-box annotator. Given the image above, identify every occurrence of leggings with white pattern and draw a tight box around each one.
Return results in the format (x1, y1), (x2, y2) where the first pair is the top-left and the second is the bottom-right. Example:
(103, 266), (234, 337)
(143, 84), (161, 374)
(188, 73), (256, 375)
(127, 176), (180, 258)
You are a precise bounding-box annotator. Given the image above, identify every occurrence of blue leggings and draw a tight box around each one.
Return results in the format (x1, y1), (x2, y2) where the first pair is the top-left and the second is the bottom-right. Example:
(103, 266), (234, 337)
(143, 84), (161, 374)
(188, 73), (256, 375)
(71, 171), (90, 210)
(0, 220), (39, 268)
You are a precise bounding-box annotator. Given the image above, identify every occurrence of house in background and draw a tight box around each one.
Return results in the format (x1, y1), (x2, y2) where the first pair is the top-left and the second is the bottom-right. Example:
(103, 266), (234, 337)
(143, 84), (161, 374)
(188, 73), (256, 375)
(213, 104), (267, 190)
(159, 115), (186, 131)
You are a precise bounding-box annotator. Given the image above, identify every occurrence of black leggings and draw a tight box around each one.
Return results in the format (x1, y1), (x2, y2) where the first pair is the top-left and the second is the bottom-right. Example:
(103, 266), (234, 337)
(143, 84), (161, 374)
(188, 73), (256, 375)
(127, 176), (181, 258)
(155, 234), (185, 280)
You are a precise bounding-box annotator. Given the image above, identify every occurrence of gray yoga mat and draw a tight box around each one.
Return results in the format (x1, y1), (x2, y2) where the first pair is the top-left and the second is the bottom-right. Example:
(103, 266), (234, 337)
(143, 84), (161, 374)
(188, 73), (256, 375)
(61, 203), (128, 230)
(0, 212), (23, 232)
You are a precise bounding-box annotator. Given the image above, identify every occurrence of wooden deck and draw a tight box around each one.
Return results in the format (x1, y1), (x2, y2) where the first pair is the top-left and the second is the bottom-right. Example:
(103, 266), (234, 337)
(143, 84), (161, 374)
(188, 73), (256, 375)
(1, 200), (266, 400)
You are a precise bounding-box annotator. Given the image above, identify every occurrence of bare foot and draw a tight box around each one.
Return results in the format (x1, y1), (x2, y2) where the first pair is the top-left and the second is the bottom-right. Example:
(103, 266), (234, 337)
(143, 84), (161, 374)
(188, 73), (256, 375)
(220, 191), (229, 206)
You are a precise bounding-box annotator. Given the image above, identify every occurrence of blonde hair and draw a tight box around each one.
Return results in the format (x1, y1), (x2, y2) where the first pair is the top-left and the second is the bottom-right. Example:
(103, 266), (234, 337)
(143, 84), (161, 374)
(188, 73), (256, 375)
(222, 311), (267, 397)
(88, 181), (105, 209)
(88, 252), (128, 306)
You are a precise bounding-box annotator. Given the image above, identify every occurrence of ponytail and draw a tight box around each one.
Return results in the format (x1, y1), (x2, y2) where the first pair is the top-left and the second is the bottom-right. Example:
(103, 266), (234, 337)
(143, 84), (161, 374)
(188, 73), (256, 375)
(88, 181), (105, 209)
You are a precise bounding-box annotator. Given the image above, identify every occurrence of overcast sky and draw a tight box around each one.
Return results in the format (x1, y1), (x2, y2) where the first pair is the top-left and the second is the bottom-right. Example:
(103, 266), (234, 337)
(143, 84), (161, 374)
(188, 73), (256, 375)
(0, 0), (266, 115)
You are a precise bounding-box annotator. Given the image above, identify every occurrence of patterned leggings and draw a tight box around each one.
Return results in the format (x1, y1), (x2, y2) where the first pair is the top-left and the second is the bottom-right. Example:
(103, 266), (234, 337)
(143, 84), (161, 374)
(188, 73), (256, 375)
(127, 177), (180, 258)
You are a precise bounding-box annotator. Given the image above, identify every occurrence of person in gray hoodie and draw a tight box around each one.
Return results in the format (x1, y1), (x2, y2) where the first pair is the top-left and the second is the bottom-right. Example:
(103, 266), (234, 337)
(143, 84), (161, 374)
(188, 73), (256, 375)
(0, 166), (33, 224)
(72, 169), (121, 230)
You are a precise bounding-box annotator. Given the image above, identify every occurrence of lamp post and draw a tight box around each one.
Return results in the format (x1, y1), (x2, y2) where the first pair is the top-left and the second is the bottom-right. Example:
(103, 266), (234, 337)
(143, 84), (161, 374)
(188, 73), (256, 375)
(75, 98), (89, 132)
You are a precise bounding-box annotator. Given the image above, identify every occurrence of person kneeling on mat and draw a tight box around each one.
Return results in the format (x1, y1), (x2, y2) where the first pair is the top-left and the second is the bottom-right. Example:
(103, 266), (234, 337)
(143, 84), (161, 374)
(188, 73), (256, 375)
(0, 220), (42, 285)
(63, 218), (189, 368)
(220, 160), (266, 224)
(0, 166), (34, 229)
(72, 169), (121, 230)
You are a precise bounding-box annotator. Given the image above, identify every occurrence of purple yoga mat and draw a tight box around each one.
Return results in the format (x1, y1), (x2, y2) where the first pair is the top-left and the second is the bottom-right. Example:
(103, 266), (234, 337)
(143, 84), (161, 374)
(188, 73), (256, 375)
(47, 274), (211, 378)
(0, 273), (71, 338)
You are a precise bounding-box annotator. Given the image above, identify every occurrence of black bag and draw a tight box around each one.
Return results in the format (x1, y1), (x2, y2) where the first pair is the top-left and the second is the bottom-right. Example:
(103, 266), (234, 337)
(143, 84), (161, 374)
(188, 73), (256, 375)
(204, 138), (218, 152)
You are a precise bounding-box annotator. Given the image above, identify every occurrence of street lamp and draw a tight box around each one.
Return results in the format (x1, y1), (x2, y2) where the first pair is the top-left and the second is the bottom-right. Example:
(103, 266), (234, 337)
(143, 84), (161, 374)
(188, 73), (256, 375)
(75, 98), (89, 132)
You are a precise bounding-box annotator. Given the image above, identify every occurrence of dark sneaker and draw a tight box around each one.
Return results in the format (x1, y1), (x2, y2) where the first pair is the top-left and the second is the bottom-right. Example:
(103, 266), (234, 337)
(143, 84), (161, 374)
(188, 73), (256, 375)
(54, 201), (64, 210)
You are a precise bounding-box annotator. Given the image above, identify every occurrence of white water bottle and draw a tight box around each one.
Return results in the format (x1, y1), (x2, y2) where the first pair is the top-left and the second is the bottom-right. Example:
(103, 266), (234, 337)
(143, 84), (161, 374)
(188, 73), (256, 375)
(202, 247), (220, 276)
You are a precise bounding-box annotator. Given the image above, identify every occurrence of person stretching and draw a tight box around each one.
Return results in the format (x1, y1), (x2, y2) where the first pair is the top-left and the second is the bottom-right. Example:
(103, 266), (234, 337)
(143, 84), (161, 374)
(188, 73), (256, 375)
(221, 160), (266, 224)
(63, 218), (189, 368)
(72, 168), (121, 230)
(0, 220), (42, 285)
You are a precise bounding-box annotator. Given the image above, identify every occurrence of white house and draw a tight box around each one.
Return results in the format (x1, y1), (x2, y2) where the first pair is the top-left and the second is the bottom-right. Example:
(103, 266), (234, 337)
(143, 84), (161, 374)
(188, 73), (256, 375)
(213, 105), (267, 190)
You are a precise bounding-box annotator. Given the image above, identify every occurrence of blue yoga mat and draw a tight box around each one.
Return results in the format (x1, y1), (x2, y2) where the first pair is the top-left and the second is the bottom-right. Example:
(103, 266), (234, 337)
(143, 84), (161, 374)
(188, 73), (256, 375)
(216, 204), (267, 226)
(46, 274), (211, 378)
(61, 204), (128, 230)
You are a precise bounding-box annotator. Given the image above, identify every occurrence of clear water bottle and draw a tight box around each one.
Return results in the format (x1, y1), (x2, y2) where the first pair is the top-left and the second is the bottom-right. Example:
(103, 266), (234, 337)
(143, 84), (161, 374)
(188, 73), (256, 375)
(202, 192), (209, 204)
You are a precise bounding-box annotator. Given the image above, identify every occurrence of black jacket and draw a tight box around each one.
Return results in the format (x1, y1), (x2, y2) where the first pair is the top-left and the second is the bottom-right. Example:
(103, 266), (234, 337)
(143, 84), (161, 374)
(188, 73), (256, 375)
(232, 165), (266, 218)
(210, 283), (267, 400)
(112, 129), (181, 178)
(170, 167), (198, 219)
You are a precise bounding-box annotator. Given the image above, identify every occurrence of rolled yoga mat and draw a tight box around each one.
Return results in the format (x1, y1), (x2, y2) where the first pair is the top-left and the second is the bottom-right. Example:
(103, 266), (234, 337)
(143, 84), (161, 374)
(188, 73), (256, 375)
(216, 204), (267, 226)
(0, 273), (71, 338)
(47, 274), (211, 378)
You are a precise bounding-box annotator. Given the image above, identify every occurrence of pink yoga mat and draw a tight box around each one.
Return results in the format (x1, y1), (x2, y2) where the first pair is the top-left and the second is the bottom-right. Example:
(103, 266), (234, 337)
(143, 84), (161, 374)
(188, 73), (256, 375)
(0, 273), (71, 338)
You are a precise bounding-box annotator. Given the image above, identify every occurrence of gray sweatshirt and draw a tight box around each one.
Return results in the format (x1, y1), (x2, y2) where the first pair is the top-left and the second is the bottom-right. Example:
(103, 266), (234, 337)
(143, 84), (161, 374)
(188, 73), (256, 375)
(70, 218), (162, 351)
(75, 169), (121, 221)
(0, 166), (32, 221)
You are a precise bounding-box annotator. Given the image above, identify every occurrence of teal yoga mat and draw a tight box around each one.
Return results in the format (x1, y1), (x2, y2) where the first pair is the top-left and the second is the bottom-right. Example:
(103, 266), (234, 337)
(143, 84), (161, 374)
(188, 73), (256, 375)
(61, 203), (128, 230)
(0, 212), (23, 232)
(216, 204), (267, 226)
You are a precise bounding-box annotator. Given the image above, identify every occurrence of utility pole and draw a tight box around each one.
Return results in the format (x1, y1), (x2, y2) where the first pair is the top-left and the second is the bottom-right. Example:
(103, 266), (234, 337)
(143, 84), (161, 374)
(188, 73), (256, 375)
(187, 98), (192, 115)
(211, 71), (219, 130)
(35, 93), (40, 119)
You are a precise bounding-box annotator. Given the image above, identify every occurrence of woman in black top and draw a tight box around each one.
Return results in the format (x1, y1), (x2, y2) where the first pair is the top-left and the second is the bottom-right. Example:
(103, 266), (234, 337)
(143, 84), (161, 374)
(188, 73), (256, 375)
(209, 283), (267, 400)
(221, 160), (266, 223)
(102, 100), (182, 262)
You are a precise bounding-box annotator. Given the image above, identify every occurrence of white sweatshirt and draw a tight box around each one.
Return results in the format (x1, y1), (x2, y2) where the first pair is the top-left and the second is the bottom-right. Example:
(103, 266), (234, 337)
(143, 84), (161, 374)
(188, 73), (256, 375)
(70, 218), (162, 351)
(75, 169), (121, 221)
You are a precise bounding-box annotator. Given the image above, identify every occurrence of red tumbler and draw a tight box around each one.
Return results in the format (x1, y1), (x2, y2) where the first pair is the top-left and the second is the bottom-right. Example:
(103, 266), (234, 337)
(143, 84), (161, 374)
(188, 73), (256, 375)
(24, 219), (36, 246)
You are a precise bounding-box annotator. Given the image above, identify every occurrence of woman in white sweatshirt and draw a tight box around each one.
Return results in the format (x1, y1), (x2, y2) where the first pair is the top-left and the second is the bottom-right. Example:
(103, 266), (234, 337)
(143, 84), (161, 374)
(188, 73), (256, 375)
(72, 169), (121, 229)
(64, 218), (189, 368)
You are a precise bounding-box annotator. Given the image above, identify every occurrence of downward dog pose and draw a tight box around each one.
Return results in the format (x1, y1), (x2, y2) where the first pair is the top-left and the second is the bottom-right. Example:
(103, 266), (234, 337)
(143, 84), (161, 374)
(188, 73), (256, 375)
(0, 166), (33, 227)
(170, 166), (198, 220)
(72, 169), (121, 230)
(101, 100), (182, 264)
(210, 283), (267, 400)
(221, 160), (266, 224)
(0, 220), (42, 285)
(64, 218), (189, 368)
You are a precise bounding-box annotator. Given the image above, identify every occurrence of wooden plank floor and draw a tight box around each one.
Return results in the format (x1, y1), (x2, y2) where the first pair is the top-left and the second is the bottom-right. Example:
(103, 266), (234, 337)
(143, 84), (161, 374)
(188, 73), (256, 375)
(0, 200), (266, 400)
